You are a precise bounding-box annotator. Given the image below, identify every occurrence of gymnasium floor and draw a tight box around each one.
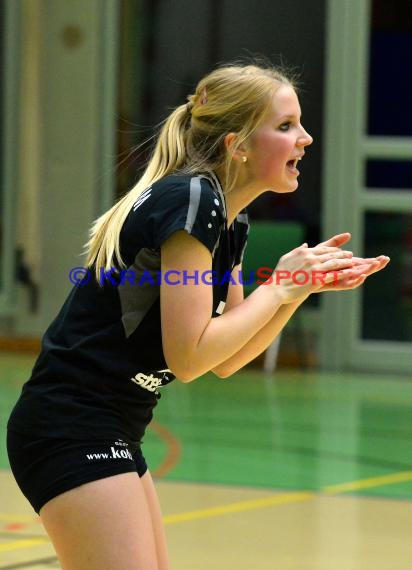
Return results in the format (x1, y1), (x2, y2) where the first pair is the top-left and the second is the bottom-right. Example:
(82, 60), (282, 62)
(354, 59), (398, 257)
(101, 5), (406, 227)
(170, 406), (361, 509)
(1, 352), (412, 569)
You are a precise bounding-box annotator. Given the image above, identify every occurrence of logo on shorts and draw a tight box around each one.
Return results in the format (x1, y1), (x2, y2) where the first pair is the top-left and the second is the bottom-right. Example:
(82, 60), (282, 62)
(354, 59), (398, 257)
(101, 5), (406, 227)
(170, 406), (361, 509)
(85, 439), (133, 461)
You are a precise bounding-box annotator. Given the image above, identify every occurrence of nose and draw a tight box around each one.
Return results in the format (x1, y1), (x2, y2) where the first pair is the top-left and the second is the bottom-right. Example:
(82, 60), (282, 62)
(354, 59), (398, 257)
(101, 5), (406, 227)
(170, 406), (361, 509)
(298, 125), (313, 147)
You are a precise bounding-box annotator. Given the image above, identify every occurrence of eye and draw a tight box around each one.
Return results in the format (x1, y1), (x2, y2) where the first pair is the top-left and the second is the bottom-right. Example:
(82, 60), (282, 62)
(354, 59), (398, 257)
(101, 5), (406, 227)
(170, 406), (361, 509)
(279, 122), (291, 131)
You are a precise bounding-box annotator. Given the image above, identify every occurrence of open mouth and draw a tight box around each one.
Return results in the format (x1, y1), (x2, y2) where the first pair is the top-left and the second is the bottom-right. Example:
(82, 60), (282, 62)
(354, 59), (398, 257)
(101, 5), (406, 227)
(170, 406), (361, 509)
(286, 157), (301, 171)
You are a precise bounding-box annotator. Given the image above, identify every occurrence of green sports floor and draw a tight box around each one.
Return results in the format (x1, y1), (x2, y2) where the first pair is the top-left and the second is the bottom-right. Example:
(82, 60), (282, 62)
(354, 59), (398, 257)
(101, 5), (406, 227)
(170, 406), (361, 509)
(1, 352), (412, 569)
(2, 353), (412, 499)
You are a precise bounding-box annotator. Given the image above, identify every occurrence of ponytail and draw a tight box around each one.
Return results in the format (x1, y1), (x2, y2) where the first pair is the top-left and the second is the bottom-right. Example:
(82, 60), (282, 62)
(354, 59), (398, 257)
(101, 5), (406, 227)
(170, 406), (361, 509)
(85, 104), (190, 277)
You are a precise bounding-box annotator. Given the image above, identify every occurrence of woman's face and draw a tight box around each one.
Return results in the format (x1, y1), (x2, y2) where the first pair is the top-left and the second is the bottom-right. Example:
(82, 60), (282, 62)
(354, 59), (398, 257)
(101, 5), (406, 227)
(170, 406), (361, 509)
(245, 85), (313, 193)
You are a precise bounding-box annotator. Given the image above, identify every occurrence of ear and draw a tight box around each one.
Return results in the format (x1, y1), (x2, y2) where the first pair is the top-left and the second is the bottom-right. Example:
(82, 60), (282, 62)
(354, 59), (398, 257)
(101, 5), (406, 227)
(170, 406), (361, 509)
(223, 132), (248, 162)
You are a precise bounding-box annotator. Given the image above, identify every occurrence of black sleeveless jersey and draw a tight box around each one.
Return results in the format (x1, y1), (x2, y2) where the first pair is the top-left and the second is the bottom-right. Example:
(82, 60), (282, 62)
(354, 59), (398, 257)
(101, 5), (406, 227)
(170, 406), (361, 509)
(8, 173), (249, 443)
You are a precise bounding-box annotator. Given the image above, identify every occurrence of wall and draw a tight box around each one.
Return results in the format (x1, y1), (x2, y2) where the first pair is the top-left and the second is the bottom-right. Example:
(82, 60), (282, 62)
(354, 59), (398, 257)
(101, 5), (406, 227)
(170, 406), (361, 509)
(7, 0), (118, 335)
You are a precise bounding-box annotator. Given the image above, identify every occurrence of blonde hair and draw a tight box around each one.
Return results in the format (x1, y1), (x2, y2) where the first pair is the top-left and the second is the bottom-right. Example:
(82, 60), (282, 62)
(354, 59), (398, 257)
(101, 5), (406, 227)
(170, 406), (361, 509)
(85, 62), (295, 276)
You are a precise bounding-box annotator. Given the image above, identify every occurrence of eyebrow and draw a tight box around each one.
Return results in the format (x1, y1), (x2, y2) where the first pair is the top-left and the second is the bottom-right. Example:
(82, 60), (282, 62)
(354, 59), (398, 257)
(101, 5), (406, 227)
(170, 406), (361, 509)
(278, 113), (301, 121)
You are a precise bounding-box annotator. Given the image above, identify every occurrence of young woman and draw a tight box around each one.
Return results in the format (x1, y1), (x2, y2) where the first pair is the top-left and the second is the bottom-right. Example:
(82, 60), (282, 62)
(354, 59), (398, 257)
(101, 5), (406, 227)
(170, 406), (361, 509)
(7, 63), (389, 569)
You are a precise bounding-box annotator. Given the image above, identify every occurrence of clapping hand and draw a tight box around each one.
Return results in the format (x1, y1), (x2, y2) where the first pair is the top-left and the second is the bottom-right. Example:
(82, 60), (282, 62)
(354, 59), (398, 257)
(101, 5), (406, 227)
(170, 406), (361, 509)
(314, 233), (390, 292)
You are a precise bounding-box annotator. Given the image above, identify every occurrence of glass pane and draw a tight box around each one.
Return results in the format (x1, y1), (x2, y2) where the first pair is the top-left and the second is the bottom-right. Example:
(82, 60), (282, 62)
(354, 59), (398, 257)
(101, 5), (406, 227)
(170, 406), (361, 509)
(362, 212), (412, 341)
(366, 160), (412, 190)
(368, 0), (412, 136)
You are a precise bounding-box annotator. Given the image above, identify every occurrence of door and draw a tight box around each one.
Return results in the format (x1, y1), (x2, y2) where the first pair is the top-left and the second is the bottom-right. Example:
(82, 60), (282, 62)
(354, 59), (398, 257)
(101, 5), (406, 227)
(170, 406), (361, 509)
(320, 0), (412, 374)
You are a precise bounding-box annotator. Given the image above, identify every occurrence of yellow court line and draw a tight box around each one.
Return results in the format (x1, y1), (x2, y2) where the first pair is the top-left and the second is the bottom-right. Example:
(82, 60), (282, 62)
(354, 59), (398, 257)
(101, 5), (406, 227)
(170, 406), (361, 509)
(323, 470), (412, 495)
(2, 469), (412, 554)
(163, 469), (412, 525)
(0, 538), (48, 553)
(163, 491), (313, 525)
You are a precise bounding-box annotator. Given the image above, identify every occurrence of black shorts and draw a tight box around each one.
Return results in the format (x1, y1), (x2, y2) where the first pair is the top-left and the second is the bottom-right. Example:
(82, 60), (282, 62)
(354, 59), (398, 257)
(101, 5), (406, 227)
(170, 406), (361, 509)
(6, 430), (148, 514)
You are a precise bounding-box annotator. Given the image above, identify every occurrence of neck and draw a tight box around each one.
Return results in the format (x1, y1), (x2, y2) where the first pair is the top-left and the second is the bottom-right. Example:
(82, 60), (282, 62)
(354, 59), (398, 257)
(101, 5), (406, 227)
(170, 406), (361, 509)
(214, 167), (265, 226)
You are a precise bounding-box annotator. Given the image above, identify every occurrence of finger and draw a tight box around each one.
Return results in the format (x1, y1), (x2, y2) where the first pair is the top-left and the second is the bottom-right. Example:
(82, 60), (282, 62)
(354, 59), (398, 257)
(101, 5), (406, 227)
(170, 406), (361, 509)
(322, 267), (357, 283)
(340, 269), (365, 282)
(358, 258), (390, 277)
(352, 255), (390, 266)
(349, 259), (388, 279)
(345, 274), (367, 288)
(310, 245), (348, 256)
(376, 255), (391, 267)
(329, 266), (365, 282)
(351, 260), (379, 272)
(322, 270), (366, 290)
(351, 256), (377, 264)
(315, 250), (353, 263)
(318, 232), (351, 248)
(345, 275), (367, 289)
(347, 263), (380, 278)
(313, 256), (355, 273)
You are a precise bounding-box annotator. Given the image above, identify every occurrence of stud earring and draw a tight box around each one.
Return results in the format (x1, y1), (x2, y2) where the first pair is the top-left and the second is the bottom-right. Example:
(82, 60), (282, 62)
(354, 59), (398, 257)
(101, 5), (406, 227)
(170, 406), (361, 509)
(242, 156), (248, 163)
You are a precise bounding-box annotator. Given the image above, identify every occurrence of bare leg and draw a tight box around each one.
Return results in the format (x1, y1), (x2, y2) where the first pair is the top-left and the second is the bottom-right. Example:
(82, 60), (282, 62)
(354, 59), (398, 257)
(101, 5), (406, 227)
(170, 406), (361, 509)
(40, 472), (158, 570)
(141, 471), (170, 570)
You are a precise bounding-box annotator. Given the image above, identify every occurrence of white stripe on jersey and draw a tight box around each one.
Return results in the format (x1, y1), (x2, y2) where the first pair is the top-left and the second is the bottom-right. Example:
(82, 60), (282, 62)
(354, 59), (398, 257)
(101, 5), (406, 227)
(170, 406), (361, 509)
(185, 177), (202, 232)
(132, 188), (152, 211)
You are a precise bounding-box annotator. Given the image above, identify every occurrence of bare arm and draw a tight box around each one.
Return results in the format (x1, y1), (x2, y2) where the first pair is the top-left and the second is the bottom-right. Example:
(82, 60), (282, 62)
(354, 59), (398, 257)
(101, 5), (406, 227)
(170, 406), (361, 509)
(160, 232), (286, 382)
(160, 231), (355, 382)
(212, 278), (307, 377)
(213, 305), (306, 377)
